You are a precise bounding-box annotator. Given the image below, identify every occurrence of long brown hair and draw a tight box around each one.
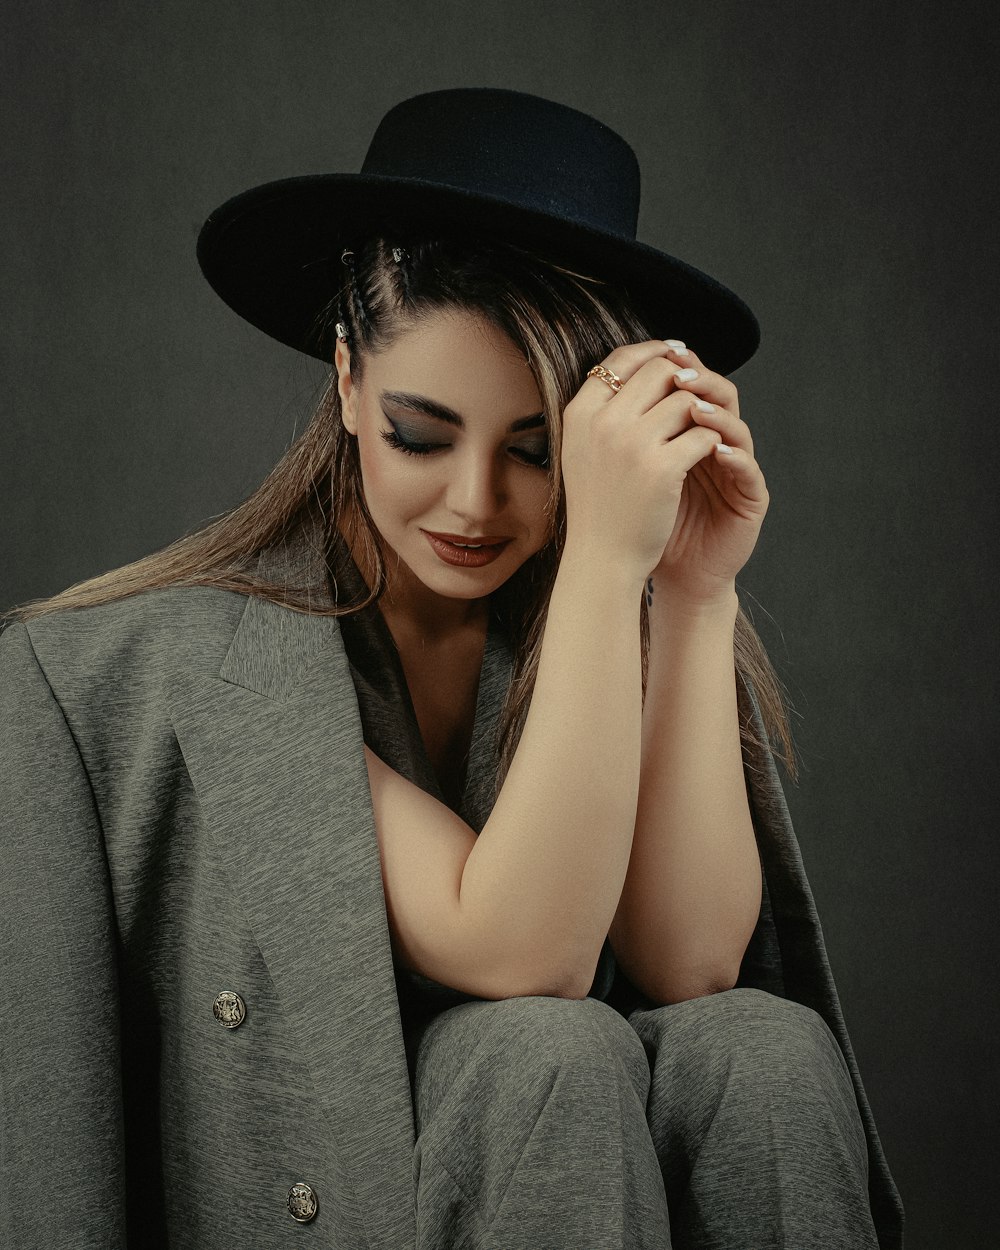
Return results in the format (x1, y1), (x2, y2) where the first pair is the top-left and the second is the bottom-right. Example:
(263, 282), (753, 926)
(5, 232), (797, 781)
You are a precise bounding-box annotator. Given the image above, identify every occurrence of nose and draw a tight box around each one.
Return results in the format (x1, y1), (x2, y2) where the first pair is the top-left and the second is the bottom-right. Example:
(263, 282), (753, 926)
(446, 448), (507, 525)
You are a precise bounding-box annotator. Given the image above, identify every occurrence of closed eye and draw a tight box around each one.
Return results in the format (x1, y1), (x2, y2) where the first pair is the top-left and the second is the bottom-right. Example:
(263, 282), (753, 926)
(509, 444), (549, 469)
(380, 425), (549, 469)
(379, 428), (446, 456)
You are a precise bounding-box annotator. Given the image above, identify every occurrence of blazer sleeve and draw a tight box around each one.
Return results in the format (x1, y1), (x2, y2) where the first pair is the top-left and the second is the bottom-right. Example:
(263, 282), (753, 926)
(0, 623), (127, 1249)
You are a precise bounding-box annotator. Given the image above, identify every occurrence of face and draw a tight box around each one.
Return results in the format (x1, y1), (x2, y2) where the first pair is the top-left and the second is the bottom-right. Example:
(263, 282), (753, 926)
(336, 307), (553, 615)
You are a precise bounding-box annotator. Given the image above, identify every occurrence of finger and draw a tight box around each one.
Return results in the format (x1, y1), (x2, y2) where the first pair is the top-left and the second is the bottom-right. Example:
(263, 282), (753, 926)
(582, 339), (685, 400)
(611, 348), (742, 428)
(686, 398), (753, 454)
(582, 341), (744, 436)
(640, 388), (751, 455)
(710, 443), (769, 508)
(609, 353), (701, 416)
(662, 343), (741, 420)
(658, 424), (730, 477)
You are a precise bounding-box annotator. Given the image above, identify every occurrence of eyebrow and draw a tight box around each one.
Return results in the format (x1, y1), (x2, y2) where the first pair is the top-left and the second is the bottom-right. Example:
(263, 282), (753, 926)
(380, 390), (546, 433)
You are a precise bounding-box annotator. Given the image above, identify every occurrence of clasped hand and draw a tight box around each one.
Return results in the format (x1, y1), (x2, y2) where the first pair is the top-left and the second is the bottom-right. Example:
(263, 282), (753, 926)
(560, 339), (769, 606)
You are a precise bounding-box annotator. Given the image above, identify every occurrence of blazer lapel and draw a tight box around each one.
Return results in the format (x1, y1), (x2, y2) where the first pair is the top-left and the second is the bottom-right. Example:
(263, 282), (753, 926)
(166, 545), (416, 1248)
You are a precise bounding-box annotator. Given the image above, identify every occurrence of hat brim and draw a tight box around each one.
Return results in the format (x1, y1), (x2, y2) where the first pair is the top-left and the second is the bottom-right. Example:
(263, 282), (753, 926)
(197, 174), (760, 376)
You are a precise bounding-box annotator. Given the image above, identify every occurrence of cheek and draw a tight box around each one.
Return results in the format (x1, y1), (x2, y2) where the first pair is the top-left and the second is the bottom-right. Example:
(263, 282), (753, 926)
(357, 438), (435, 520)
(522, 476), (553, 535)
(356, 437), (384, 495)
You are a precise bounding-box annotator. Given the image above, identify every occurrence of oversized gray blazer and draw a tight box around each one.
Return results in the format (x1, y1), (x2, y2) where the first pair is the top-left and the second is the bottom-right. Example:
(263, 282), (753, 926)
(0, 531), (904, 1249)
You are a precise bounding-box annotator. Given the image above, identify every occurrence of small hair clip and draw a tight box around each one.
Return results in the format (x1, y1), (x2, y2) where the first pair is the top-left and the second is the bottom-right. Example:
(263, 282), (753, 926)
(391, 246), (408, 263)
(335, 322), (349, 342)
(340, 248), (355, 266)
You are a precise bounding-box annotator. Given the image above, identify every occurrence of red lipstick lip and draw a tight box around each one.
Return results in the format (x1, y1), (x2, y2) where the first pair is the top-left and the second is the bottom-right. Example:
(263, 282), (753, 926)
(422, 530), (512, 569)
(423, 530), (511, 545)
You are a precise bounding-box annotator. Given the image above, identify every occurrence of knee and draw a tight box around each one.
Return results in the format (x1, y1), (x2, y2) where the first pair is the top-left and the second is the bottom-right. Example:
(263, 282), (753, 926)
(635, 989), (867, 1169)
(491, 995), (650, 1096)
(693, 990), (869, 1167)
(641, 988), (852, 1091)
(496, 993), (641, 1063)
(716, 988), (846, 1069)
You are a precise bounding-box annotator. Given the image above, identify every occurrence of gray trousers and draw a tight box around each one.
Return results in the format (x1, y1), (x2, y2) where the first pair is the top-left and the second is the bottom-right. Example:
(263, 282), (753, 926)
(410, 987), (878, 1249)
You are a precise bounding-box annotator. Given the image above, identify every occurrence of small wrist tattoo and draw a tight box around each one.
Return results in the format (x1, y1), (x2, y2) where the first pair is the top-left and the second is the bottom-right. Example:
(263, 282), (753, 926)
(646, 576), (654, 607)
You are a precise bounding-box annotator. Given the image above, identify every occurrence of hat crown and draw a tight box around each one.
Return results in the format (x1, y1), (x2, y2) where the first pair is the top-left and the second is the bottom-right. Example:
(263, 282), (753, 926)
(360, 88), (641, 239)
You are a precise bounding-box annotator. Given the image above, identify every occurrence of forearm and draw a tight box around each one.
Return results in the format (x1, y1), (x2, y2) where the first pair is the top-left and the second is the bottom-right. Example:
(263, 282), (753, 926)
(460, 544), (644, 998)
(610, 587), (762, 1004)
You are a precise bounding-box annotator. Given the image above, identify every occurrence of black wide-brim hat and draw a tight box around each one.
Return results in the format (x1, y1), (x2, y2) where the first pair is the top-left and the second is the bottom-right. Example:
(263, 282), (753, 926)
(198, 88), (760, 376)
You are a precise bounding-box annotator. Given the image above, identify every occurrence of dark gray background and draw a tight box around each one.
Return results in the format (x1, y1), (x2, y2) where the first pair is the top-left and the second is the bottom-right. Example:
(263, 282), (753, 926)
(3, 3), (996, 1245)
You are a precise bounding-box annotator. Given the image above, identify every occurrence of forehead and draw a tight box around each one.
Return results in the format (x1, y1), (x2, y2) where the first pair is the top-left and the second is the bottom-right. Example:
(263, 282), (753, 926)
(366, 308), (542, 420)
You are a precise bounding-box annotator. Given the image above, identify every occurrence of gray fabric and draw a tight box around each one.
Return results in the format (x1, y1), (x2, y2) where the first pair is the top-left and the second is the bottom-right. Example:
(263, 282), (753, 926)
(1, 580), (412, 1249)
(0, 522), (903, 1248)
(412, 989), (877, 1248)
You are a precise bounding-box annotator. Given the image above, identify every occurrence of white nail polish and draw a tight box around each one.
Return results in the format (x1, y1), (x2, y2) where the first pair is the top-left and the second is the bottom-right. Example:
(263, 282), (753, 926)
(674, 368), (699, 382)
(716, 443), (735, 455)
(664, 339), (687, 349)
(693, 399), (716, 413)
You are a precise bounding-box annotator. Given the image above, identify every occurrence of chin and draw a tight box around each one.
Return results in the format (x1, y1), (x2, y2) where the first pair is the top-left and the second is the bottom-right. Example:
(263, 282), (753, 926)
(416, 557), (518, 600)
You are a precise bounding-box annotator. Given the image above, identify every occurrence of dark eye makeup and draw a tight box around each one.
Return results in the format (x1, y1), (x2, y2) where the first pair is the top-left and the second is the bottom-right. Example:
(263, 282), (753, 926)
(379, 416), (549, 469)
(379, 428), (449, 456)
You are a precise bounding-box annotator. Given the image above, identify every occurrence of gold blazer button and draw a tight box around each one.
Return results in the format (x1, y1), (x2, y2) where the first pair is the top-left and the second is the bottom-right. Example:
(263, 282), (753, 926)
(212, 990), (246, 1028)
(287, 1182), (319, 1223)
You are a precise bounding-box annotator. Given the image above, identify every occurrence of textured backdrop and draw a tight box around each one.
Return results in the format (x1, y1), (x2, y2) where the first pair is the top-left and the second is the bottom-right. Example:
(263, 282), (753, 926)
(3, 3), (996, 1245)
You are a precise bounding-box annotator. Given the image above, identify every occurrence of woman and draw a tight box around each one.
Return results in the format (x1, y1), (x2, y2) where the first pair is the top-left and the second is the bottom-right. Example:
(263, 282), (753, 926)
(0, 89), (903, 1248)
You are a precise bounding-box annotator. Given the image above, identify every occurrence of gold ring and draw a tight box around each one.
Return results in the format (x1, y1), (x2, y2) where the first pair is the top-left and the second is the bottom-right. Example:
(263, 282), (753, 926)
(586, 364), (622, 394)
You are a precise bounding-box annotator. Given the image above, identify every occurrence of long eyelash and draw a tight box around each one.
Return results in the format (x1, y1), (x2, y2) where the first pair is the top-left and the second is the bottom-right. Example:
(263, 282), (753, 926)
(379, 428), (444, 456)
(511, 447), (550, 470)
(380, 426), (549, 469)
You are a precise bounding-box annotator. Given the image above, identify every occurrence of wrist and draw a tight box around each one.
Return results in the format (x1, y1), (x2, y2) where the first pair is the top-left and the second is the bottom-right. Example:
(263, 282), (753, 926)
(558, 539), (648, 599)
(646, 580), (739, 632)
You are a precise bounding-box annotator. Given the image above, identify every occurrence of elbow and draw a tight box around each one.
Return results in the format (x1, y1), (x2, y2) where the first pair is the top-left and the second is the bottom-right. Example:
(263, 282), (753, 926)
(552, 970), (597, 1001)
(505, 969), (594, 1002)
(499, 956), (598, 1003)
(660, 973), (739, 1006)
(618, 924), (755, 1007)
(547, 952), (603, 1001)
(643, 960), (742, 1007)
